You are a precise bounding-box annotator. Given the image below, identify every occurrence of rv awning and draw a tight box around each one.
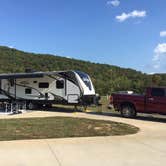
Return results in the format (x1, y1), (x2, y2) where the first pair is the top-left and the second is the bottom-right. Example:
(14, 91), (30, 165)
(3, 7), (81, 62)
(0, 71), (69, 79)
(0, 72), (45, 79)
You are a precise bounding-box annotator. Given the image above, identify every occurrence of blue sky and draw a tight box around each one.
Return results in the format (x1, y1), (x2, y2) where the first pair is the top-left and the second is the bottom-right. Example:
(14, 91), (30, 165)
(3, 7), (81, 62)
(0, 0), (166, 73)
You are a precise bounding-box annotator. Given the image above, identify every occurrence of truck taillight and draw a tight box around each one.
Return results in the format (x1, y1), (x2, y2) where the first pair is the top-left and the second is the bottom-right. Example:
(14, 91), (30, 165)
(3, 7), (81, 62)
(110, 96), (113, 104)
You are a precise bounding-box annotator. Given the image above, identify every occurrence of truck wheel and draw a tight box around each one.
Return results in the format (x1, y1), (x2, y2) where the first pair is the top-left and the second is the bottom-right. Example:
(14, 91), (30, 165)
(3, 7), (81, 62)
(121, 105), (136, 118)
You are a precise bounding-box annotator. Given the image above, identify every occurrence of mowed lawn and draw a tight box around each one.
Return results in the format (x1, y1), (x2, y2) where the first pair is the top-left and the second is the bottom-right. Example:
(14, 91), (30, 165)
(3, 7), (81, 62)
(0, 117), (139, 141)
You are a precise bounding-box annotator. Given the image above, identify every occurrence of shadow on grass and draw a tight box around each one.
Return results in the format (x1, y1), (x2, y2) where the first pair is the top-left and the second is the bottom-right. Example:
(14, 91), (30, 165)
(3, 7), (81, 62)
(41, 105), (166, 124)
(87, 111), (166, 124)
(40, 106), (82, 113)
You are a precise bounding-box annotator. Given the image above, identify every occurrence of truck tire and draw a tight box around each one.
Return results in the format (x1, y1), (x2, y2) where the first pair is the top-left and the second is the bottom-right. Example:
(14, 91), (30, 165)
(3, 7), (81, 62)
(121, 105), (136, 118)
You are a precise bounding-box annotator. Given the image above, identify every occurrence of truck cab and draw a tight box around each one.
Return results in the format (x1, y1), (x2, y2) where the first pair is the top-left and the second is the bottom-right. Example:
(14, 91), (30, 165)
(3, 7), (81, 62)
(145, 87), (166, 114)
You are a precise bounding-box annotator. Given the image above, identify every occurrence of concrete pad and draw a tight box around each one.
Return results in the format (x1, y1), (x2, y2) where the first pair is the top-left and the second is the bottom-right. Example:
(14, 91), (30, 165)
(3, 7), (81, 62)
(0, 111), (166, 166)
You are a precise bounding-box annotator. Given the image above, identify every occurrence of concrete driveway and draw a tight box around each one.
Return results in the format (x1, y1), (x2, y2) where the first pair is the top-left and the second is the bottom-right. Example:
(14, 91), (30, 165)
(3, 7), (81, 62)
(0, 111), (166, 166)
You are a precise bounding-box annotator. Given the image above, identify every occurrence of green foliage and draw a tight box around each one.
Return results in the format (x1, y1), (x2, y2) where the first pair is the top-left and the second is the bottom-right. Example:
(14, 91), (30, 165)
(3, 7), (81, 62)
(0, 46), (165, 95)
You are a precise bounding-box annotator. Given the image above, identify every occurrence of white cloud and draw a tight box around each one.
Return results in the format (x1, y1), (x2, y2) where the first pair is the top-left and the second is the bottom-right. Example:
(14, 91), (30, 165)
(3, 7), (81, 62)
(154, 43), (166, 56)
(66, 56), (72, 59)
(152, 43), (166, 69)
(107, 0), (120, 7)
(160, 31), (166, 37)
(8, 45), (14, 49)
(116, 10), (146, 22)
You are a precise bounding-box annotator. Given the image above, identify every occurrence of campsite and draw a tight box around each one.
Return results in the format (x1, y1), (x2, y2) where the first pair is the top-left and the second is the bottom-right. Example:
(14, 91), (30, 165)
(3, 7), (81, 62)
(0, 0), (166, 165)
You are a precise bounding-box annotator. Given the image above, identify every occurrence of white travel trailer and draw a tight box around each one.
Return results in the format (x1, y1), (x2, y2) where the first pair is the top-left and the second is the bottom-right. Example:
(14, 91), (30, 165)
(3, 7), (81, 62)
(0, 70), (98, 112)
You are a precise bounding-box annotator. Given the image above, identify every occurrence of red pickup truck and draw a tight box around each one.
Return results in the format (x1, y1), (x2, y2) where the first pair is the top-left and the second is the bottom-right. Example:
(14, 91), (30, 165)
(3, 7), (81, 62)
(110, 87), (166, 118)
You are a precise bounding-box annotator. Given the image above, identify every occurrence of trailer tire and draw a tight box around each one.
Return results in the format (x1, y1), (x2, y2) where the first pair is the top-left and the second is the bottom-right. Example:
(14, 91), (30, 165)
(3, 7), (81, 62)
(121, 105), (136, 118)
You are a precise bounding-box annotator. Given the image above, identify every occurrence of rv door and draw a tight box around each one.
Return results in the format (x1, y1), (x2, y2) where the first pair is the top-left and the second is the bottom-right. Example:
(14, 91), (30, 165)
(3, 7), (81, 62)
(55, 79), (66, 97)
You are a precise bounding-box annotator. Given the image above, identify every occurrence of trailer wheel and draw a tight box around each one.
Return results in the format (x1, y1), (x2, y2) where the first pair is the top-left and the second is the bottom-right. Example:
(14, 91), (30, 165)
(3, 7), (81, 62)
(121, 105), (136, 118)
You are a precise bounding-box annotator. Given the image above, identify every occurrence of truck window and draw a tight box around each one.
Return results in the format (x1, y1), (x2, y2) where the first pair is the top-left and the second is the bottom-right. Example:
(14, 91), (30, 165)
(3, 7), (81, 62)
(151, 88), (165, 97)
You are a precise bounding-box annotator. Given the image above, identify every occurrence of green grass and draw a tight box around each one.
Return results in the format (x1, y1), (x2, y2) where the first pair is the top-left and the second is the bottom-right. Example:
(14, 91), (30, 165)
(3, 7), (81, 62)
(0, 117), (139, 141)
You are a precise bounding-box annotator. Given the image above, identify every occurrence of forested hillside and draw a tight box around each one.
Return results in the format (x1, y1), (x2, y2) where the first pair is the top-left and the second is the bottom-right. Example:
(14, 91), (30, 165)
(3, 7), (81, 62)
(0, 46), (165, 95)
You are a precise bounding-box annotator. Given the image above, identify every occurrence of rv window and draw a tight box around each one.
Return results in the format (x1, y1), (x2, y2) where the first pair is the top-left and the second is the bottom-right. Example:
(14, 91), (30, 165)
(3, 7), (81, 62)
(25, 88), (32, 94)
(39, 82), (49, 88)
(56, 80), (64, 89)
(9, 79), (14, 87)
(75, 71), (92, 90)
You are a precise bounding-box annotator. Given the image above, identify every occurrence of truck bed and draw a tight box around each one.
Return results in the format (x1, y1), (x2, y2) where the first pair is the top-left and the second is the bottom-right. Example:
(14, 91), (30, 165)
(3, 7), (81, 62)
(112, 93), (146, 113)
